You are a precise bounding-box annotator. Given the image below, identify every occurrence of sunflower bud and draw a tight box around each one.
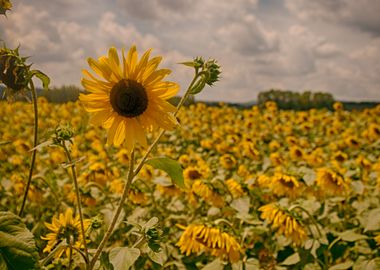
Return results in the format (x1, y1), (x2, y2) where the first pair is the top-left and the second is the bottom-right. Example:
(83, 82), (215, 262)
(203, 59), (221, 86)
(0, 0), (12, 15)
(183, 57), (221, 95)
(52, 124), (75, 145)
(0, 46), (30, 98)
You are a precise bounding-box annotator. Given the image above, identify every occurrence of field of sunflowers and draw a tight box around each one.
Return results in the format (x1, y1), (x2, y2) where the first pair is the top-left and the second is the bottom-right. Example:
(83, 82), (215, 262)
(1, 98), (380, 269)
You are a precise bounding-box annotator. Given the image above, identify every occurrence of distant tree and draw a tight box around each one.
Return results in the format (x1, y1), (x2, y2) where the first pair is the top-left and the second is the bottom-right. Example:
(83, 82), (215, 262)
(42, 85), (81, 103)
(257, 89), (335, 110)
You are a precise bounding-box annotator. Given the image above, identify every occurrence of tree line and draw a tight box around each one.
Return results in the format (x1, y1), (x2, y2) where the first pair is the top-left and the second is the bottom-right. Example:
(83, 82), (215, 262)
(258, 89), (335, 110)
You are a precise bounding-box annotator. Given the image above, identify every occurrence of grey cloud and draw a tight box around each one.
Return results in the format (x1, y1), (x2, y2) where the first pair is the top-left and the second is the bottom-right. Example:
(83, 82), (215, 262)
(1, 0), (379, 101)
(217, 14), (279, 55)
(285, 0), (380, 36)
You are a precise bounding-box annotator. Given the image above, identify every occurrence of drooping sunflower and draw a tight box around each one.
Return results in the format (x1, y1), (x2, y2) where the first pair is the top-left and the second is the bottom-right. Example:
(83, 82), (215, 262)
(176, 224), (241, 263)
(268, 172), (303, 199)
(259, 203), (308, 246)
(315, 167), (350, 196)
(79, 46), (179, 150)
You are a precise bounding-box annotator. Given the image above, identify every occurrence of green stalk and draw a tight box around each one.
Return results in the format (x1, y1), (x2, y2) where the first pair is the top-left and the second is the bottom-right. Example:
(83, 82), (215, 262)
(62, 143), (90, 266)
(89, 150), (135, 269)
(68, 239), (73, 270)
(19, 80), (38, 216)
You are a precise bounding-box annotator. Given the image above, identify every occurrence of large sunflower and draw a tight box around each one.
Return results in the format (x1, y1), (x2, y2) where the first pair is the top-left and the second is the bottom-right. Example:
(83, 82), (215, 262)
(79, 46), (179, 150)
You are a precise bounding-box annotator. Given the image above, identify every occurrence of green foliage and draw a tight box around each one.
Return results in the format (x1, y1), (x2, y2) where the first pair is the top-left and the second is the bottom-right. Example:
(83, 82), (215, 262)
(258, 89), (335, 110)
(41, 85), (81, 103)
(0, 211), (40, 270)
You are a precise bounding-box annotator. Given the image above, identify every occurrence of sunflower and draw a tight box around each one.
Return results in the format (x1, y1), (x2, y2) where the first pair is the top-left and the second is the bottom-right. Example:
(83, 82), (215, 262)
(259, 203), (307, 246)
(42, 208), (91, 258)
(315, 168), (350, 196)
(191, 180), (225, 207)
(176, 224), (241, 262)
(268, 172), (303, 199)
(79, 46), (179, 150)
(225, 179), (245, 198)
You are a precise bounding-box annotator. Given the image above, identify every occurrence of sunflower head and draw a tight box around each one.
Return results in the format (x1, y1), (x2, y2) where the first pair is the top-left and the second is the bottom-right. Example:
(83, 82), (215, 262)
(259, 203), (308, 246)
(0, 46), (30, 99)
(177, 223), (241, 262)
(52, 124), (75, 145)
(0, 0), (12, 15)
(41, 208), (91, 258)
(79, 46), (179, 150)
(182, 57), (221, 94)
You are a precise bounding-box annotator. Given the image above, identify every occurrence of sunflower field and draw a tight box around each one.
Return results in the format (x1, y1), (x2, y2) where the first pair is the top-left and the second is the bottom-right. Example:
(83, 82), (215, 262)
(1, 1), (380, 270)
(1, 96), (380, 269)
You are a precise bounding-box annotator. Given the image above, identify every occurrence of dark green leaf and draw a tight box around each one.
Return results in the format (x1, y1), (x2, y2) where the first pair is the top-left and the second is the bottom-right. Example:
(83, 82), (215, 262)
(0, 211), (40, 270)
(100, 251), (114, 270)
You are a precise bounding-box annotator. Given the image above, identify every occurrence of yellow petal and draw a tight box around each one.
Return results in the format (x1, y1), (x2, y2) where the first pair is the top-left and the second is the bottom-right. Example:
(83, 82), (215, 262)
(90, 109), (114, 126)
(81, 78), (110, 93)
(141, 56), (162, 81)
(113, 118), (126, 146)
(88, 57), (112, 81)
(134, 48), (152, 81)
(126, 45), (138, 78)
(143, 69), (171, 86)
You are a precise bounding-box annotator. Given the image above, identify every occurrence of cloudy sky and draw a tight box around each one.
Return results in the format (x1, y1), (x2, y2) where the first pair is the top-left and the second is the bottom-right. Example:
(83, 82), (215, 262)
(1, 0), (379, 102)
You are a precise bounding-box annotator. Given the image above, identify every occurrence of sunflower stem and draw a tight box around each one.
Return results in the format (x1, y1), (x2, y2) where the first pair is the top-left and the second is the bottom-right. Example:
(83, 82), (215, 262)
(289, 205), (322, 238)
(89, 149), (135, 270)
(18, 80), (38, 217)
(62, 142), (90, 266)
(68, 239), (73, 270)
(89, 73), (199, 268)
(173, 72), (199, 117)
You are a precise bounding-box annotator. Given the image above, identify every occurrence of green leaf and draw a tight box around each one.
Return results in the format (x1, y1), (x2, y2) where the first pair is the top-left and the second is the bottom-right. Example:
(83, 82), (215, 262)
(230, 197), (250, 215)
(179, 61), (196, 67)
(30, 70), (50, 90)
(146, 157), (185, 188)
(280, 253), (300, 266)
(363, 208), (380, 231)
(0, 211), (40, 270)
(354, 258), (380, 270)
(109, 247), (140, 270)
(147, 249), (167, 266)
(202, 258), (224, 270)
(350, 181), (364, 195)
(29, 139), (53, 152)
(338, 230), (368, 242)
(142, 217), (158, 231)
(328, 261), (353, 270)
(100, 251), (114, 270)
(244, 258), (260, 270)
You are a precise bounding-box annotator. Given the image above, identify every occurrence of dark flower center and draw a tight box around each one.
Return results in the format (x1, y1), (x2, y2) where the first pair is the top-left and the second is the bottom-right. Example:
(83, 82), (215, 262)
(110, 79), (148, 117)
